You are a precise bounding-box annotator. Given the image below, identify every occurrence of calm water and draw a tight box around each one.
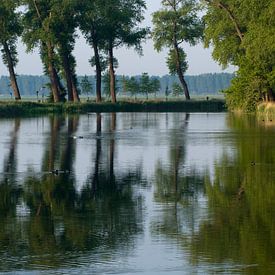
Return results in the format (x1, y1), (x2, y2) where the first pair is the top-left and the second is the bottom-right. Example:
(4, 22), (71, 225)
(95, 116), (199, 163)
(0, 112), (275, 274)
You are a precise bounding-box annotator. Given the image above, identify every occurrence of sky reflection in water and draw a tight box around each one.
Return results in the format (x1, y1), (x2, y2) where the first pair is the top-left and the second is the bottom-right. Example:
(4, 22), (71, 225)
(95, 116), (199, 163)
(0, 113), (274, 274)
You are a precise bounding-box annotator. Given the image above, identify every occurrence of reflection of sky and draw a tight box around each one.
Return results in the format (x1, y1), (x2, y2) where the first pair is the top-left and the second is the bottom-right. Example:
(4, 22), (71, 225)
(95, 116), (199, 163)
(0, 113), (242, 273)
(0, 113), (234, 188)
(184, 113), (235, 180)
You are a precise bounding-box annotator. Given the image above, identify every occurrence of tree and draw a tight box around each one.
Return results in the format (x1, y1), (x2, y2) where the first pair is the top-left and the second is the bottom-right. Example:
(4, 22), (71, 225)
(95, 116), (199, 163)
(203, 0), (275, 110)
(172, 83), (183, 97)
(124, 76), (140, 99)
(100, 0), (148, 103)
(51, 0), (80, 102)
(140, 73), (151, 99)
(80, 75), (93, 100)
(152, 0), (203, 100)
(22, 0), (62, 102)
(151, 77), (161, 97)
(79, 0), (105, 103)
(0, 0), (22, 100)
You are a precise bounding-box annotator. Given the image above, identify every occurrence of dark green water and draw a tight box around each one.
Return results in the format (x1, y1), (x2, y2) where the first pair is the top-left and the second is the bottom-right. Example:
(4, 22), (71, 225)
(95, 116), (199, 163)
(0, 113), (275, 274)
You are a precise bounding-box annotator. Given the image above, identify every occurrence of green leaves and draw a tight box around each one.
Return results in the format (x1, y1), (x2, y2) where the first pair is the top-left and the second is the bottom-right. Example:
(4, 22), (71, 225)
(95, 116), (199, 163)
(204, 0), (275, 110)
(152, 0), (203, 100)
(0, 0), (22, 65)
(167, 48), (188, 75)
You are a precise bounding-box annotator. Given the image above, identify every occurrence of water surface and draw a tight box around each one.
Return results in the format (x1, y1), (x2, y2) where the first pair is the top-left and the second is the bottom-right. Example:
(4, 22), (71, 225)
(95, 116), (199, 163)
(0, 112), (275, 274)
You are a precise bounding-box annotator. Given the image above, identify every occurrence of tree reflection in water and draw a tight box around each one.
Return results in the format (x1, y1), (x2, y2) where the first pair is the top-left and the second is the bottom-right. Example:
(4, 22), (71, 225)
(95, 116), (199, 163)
(1, 113), (274, 273)
(187, 114), (275, 273)
(0, 114), (145, 271)
(152, 113), (205, 241)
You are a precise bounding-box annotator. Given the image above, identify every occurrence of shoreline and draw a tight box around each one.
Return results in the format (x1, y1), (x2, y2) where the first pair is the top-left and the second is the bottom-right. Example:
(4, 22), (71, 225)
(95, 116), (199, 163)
(0, 99), (226, 117)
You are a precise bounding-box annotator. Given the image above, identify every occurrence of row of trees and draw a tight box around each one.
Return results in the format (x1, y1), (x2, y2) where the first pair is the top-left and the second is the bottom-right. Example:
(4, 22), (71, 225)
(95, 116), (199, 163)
(1, 0), (273, 108)
(0, 0), (206, 103)
(0, 0), (148, 103)
(122, 73), (161, 99)
(0, 73), (234, 98)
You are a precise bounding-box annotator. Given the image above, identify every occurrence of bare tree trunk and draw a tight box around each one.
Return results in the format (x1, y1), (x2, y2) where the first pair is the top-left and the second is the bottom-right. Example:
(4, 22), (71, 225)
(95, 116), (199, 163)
(93, 40), (102, 103)
(108, 42), (116, 103)
(3, 41), (21, 100)
(267, 87), (275, 102)
(60, 48), (80, 102)
(71, 74), (80, 102)
(47, 42), (61, 102)
(61, 53), (73, 101)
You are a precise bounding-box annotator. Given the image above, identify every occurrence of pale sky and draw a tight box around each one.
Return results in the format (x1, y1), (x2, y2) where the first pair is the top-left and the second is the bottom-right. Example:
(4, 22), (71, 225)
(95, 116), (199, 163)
(0, 0), (235, 76)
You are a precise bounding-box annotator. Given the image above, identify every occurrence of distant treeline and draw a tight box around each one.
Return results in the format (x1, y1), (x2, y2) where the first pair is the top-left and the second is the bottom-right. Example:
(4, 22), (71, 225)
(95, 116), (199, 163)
(0, 73), (234, 97)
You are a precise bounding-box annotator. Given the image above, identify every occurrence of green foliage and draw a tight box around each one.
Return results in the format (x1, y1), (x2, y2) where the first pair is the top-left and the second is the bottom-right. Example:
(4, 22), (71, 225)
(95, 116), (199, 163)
(152, 0), (203, 51)
(151, 77), (161, 95)
(0, 100), (226, 117)
(79, 0), (148, 100)
(0, 73), (234, 97)
(124, 77), (140, 97)
(0, 0), (22, 51)
(172, 83), (184, 97)
(225, 65), (263, 112)
(0, 0), (22, 65)
(167, 48), (188, 75)
(152, 0), (203, 100)
(204, 0), (275, 111)
(80, 75), (93, 97)
(139, 73), (161, 99)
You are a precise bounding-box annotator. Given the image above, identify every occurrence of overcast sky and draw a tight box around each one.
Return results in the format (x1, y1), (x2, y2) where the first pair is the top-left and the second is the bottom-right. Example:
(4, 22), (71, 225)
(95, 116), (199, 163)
(0, 0), (235, 76)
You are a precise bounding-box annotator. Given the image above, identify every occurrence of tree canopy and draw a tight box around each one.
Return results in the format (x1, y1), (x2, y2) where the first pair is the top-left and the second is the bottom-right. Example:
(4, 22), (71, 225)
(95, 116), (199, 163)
(203, 0), (275, 111)
(152, 0), (203, 100)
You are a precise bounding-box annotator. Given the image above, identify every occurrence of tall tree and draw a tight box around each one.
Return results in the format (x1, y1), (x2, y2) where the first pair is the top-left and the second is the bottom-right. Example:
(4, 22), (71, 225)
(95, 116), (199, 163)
(124, 76), (140, 99)
(0, 0), (22, 100)
(51, 0), (80, 102)
(22, 0), (65, 102)
(78, 0), (105, 103)
(100, 0), (148, 103)
(203, 0), (275, 110)
(152, 0), (203, 100)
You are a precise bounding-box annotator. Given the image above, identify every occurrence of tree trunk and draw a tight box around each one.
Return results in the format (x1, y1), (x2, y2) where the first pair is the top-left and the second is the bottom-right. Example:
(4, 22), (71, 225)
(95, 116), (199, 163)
(93, 40), (102, 103)
(267, 88), (275, 102)
(174, 45), (190, 100)
(61, 52), (73, 101)
(71, 74), (80, 102)
(60, 48), (80, 102)
(33, 1), (61, 102)
(108, 42), (116, 103)
(3, 41), (21, 100)
(47, 42), (61, 102)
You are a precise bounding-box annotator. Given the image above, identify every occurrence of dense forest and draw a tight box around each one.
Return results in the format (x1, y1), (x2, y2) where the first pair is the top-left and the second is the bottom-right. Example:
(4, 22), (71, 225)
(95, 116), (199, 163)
(0, 73), (233, 97)
(0, 0), (274, 109)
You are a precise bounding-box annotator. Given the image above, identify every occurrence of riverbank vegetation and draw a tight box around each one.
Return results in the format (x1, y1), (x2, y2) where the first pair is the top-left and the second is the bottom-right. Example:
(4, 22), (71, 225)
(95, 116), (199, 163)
(204, 0), (275, 111)
(0, 99), (226, 117)
(0, 0), (274, 112)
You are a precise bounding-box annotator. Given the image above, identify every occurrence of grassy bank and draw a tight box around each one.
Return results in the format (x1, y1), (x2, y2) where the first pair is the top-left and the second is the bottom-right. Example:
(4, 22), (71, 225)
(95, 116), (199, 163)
(0, 99), (226, 117)
(257, 103), (275, 119)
